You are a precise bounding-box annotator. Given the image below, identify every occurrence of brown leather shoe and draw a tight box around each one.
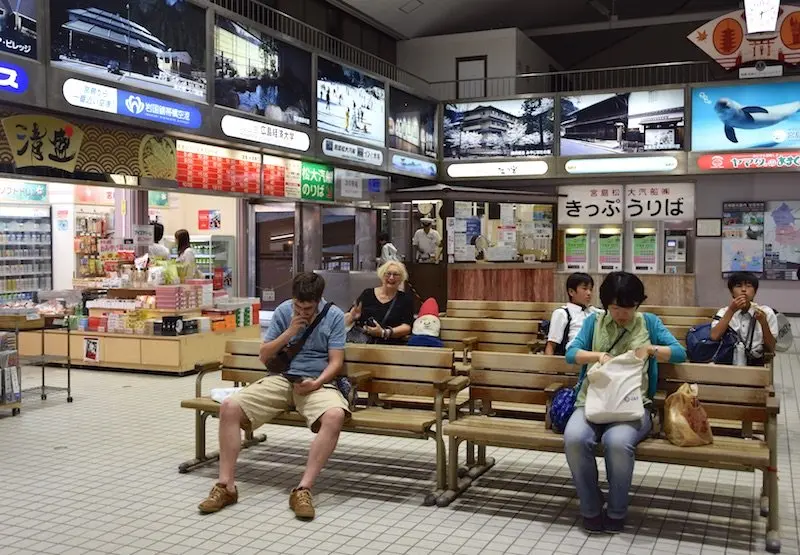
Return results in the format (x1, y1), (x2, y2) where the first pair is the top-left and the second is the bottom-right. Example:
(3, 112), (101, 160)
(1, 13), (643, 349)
(198, 483), (238, 514)
(289, 487), (315, 520)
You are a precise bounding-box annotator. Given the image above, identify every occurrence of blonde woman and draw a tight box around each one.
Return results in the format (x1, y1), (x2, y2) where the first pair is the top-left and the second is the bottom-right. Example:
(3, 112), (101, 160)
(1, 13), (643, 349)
(345, 261), (413, 344)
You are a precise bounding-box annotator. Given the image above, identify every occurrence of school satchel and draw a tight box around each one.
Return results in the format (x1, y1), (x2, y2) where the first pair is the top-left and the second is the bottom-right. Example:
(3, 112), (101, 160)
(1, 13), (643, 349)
(266, 303), (333, 374)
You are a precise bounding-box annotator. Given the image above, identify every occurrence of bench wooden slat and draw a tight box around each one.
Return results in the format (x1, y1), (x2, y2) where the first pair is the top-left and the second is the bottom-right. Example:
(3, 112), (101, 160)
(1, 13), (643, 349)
(448, 309), (547, 319)
(360, 380), (439, 398)
(694, 402), (770, 423)
(226, 340), (261, 356)
(470, 386), (549, 405)
(440, 317), (540, 334)
(441, 330), (537, 344)
(345, 344), (453, 368)
(223, 354), (266, 371)
(222, 368), (265, 384)
(346, 363), (451, 382)
(658, 382), (770, 405)
(660, 363), (771, 387)
(470, 370), (577, 389)
(445, 342), (531, 354)
(658, 315), (712, 326)
(641, 305), (718, 318)
(471, 351), (578, 373)
(448, 300), (555, 311)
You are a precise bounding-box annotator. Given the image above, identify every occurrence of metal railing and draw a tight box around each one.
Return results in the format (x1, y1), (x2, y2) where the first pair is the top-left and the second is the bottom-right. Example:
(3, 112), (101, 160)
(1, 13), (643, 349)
(429, 61), (715, 100)
(210, 0), (431, 93)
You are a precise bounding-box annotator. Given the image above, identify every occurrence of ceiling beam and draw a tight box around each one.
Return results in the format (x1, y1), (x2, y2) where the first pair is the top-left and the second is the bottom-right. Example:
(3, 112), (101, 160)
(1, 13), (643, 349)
(323, 0), (409, 40)
(525, 9), (730, 36)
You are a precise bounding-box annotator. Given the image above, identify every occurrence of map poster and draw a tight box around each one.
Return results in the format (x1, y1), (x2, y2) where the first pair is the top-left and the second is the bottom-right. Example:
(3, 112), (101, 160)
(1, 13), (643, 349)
(764, 201), (800, 281)
(721, 201), (765, 277)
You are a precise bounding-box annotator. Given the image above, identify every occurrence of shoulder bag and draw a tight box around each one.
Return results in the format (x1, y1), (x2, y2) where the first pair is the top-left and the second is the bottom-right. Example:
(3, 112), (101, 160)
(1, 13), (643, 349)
(266, 302), (333, 374)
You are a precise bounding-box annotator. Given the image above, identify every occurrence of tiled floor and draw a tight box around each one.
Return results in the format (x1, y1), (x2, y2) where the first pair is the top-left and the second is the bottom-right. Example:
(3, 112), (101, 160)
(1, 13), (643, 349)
(1, 319), (799, 555)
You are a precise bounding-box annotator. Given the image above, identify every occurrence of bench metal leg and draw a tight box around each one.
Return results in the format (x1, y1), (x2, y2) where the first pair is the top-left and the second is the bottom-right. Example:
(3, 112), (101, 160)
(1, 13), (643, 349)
(178, 411), (266, 474)
(761, 470), (770, 517)
(423, 431), (448, 507)
(437, 437), (473, 507)
(766, 415), (780, 553)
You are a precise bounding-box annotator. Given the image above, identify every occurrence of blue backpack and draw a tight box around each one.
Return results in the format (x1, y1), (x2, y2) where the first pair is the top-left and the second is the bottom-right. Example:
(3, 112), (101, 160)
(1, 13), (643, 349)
(685, 323), (739, 364)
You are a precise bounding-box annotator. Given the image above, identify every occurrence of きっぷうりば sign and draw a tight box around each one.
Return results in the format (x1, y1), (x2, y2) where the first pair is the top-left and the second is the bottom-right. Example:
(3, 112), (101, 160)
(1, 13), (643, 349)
(558, 185), (625, 225)
(697, 152), (800, 171)
(63, 78), (202, 129)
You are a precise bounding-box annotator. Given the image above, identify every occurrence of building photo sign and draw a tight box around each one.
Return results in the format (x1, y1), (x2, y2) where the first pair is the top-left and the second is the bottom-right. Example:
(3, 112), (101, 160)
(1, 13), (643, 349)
(560, 89), (685, 155)
(558, 185), (624, 225)
(443, 98), (555, 159)
(389, 87), (437, 158)
(447, 160), (549, 179)
(0, 0), (37, 59)
(50, 0), (207, 100)
(322, 138), (383, 166)
(63, 79), (202, 129)
(220, 114), (310, 152)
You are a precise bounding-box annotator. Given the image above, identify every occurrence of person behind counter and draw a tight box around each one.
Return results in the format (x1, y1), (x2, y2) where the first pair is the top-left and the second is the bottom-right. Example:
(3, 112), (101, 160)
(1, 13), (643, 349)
(148, 222), (171, 260)
(413, 218), (441, 263)
(344, 261), (414, 344)
(563, 271), (685, 534)
(377, 232), (399, 266)
(175, 229), (203, 279)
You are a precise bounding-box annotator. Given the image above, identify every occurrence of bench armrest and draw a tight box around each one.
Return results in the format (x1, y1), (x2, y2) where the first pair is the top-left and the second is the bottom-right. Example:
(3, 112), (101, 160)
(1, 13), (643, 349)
(194, 360), (223, 397)
(462, 336), (479, 362)
(767, 396), (780, 414)
(435, 375), (470, 392)
(347, 369), (372, 387)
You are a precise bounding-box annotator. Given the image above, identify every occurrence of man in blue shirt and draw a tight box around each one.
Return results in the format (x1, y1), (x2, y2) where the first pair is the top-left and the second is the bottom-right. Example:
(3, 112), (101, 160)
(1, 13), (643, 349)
(198, 273), (348, 519)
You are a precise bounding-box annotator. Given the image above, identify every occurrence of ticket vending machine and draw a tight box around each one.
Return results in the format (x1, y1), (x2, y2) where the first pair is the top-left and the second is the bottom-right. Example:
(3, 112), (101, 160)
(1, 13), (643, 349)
(664, 229), (690, 274)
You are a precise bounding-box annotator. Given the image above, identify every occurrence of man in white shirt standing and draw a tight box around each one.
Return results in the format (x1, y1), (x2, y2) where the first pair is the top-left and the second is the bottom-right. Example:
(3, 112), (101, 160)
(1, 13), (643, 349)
(710, 271), (778, 366)
(412, 218), (441, 263)
(544, 273), (598, 356)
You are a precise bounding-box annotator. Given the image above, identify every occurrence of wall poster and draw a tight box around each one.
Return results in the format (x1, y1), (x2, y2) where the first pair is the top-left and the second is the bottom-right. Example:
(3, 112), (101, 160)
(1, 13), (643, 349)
(632, 234), (657, 273)
(598, 233), (623, 272)
(721, 201), (765, 277)
(763, 201), (800, 281)
(564, 233), (588, 271)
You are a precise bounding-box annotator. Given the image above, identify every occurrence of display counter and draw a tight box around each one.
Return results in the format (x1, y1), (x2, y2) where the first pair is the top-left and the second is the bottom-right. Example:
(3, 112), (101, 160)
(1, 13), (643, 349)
(18, 325), (260, 376)
(554, 272), (695, 307)
(448, 263), (556, 302)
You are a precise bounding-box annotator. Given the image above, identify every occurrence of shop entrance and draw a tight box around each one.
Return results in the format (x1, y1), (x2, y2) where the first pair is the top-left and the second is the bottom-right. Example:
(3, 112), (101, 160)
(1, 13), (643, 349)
(255, 204), (296, 311)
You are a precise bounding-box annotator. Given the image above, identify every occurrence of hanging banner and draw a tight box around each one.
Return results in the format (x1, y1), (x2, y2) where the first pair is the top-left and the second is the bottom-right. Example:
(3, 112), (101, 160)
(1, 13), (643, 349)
(598, 233), (623, 272)
(632, 234), (658, 273)
(624, 183), (694, 221)
(564, 234), (588, 271)
(722, 201), (765, 276)
(558, 185), (624, 225)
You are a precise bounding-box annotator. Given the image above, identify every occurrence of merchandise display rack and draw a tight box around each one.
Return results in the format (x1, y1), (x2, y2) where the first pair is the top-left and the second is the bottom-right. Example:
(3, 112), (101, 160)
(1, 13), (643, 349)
(0, 317), (73, 416)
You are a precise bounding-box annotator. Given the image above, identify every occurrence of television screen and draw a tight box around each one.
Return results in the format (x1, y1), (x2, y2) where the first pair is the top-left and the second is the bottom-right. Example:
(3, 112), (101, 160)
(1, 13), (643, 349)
(388, 88), (437, 158)
(560, 89), (685, 156)
(214, 15), (311, 127)
(0, 0), (36, 59)
(443, 98), (554, 159)
(317, 57), (386, 147)
(692, 82), (800, 152)
(50, 0), (207, 100)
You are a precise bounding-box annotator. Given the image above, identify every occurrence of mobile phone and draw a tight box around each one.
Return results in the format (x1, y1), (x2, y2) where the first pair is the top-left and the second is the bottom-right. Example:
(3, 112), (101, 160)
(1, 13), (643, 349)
(366, 317), (378, 327)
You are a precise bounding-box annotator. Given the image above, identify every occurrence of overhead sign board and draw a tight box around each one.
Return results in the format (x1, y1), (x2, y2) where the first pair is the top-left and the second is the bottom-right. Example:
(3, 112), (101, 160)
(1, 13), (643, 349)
(322, 138), (383, 166)
(0, 61), (28, 95)
(564, 156), (679, 175)
(446, 160), (549, 178)
(220, 114), (310, 152)
(63, 78), (202, 129)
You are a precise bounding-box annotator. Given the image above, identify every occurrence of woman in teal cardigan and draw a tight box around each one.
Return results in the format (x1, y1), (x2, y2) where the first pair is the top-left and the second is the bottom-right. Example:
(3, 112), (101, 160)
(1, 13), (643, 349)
(564, 272), (686, 534)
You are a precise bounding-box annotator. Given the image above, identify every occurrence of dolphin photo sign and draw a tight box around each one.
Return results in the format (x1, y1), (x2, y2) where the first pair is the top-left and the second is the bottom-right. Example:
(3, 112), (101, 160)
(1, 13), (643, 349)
(691, 82), (800, 152)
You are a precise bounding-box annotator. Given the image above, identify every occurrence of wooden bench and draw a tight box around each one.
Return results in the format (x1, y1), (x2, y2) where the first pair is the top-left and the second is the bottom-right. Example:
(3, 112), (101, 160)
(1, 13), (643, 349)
(440, 351), (781, 553)
(179, 340), (467, 505)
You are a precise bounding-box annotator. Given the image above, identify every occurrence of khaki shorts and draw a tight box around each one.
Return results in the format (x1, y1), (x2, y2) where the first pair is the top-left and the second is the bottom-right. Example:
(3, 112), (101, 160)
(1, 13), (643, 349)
(230, 375), (350, 432)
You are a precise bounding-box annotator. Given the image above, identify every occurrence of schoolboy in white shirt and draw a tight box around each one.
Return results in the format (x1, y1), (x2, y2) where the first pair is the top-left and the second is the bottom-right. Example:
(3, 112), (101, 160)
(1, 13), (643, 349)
(710, 271), (778, 366)
(545, 273), (599, 356)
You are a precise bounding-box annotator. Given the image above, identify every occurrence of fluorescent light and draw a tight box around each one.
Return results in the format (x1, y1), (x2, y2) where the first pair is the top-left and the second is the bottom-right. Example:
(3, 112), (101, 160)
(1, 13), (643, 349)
(270, 233), (294, 241)
(634, 227), (656, 234)
(565, 156), (678, 174)
(565, 228), (586, 234)
(599, 228), (622, 234)
(447, 160), (549, 178)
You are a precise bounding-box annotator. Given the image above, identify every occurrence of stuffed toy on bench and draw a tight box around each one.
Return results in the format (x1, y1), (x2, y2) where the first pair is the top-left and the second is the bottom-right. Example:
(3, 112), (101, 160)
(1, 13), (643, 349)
(408, 298), (444, 348)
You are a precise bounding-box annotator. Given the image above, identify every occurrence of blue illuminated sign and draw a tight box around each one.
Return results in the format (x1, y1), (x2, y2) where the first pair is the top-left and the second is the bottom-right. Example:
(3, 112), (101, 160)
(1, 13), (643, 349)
(391, 154), (437, 178)
(62, 78), (202, 129)
(0, 61), (28, 95)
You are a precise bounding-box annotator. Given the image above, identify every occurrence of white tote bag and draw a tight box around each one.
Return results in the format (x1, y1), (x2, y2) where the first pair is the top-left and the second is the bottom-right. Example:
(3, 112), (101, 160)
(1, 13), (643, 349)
(584, 350), (647, 424)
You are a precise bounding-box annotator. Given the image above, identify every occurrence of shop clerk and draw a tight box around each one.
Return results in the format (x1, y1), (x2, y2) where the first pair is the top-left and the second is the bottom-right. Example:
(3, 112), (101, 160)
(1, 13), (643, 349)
(175, 229), (203, 279)
(148, 222), (171, 260)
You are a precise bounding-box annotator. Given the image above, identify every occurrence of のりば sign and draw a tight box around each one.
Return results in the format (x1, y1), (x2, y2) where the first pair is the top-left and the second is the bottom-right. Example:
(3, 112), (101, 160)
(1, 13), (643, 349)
(62, 78), (202, 129)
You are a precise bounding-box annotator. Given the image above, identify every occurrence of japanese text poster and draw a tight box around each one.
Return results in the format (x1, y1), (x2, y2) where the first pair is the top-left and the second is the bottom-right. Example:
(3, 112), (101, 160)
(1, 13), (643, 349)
(564, 233), (588, 271)
(598, 233), (623, 272)
(632, 234), (657, 273)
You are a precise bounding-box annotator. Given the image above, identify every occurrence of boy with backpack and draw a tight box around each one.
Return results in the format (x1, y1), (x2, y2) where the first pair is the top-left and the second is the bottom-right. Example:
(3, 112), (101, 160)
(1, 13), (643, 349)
(544, 273), (598, 356)
(710, 271), (778, 366)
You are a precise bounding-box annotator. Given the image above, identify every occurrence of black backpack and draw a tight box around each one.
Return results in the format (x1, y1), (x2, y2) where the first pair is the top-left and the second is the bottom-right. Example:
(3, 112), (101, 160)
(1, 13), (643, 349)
(540, 307), (572, 356)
